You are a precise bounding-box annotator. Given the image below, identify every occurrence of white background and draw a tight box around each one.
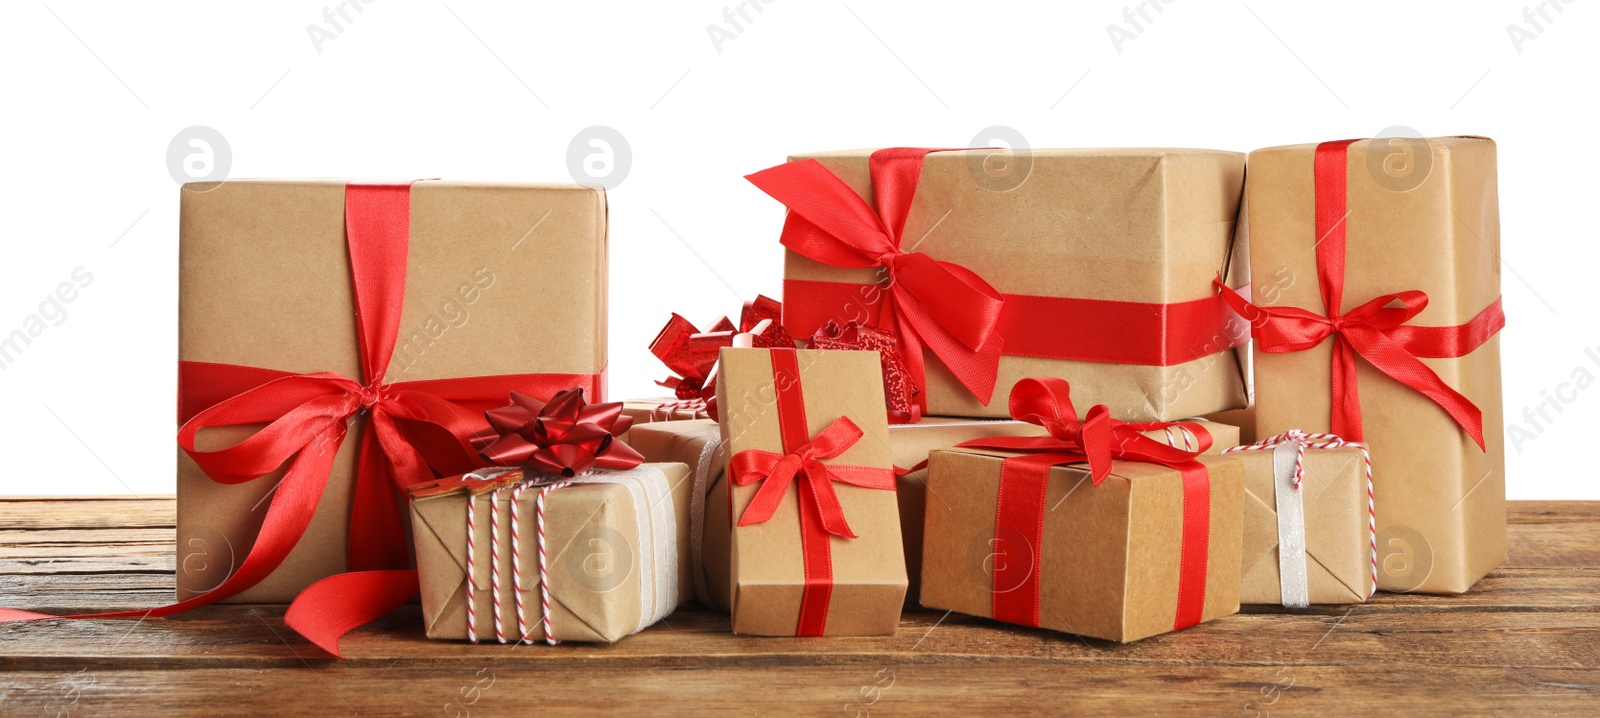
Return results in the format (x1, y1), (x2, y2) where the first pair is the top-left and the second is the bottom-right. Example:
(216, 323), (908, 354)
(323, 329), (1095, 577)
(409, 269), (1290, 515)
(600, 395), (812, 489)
(0, 1), (1592, 498)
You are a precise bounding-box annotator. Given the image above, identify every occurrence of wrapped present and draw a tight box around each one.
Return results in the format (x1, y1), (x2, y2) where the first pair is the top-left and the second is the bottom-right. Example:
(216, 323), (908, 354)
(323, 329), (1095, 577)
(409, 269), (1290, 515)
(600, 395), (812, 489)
(747, 148), (1249, 421)
(616, 419), (726, 608)
(404, 389), (693, 643)
(1221, 137), (1506, 593)
(176, 180), (609, 604)
(715, 347), (904, 635)
(1224, 432), (1375, 606)
(921, 379), (1244, 643)
(622, 397), (712, 426)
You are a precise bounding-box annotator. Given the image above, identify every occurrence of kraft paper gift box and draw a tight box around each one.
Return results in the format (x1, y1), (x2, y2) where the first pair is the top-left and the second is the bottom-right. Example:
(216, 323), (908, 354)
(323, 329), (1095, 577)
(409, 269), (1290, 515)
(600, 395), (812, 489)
(1227, 437), (1375, 605)
(622, 398), (711, 426)
(921, 448), (1244, 643)
(1237, 137), (1506, 594)
(617, 419), (727, 608)
(177, 180), (608, 603)
(716, 347), (905, 635)
(408, 463), (694, 643)
(748, 148), (1249, 422)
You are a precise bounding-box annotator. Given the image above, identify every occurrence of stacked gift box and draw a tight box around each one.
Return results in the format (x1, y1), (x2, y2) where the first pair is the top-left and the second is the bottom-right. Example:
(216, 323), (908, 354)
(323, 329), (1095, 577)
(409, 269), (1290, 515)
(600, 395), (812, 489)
(4, 137), (1505, 655)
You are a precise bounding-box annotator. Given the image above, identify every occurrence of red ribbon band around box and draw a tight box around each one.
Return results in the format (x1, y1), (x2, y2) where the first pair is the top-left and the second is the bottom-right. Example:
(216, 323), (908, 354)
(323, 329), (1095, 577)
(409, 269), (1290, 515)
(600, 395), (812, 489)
(1, 183), (601, 648)
(747, 148), (1248, 411)
(727, 348), (897, 636)
(1215, 139), (1506, 448)
(957, 378), (1215, 631)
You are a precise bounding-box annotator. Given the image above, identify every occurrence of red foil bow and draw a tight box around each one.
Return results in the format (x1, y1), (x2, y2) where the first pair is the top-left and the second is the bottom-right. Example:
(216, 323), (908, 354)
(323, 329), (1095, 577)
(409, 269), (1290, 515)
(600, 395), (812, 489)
(649, 295), (792, 401)
(747, 149), (1007, 405)
(957, 378), (1215, 631)
(727, 348), (896, 636)
(1216, 139), (1505, 449)
(476, 389), (643, 476)
(809, 322), (920, 424)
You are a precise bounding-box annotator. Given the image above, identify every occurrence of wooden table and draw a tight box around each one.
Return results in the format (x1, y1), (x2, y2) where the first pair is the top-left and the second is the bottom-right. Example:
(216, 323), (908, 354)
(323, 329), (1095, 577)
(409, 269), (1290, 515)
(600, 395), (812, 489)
(1, 497), (1596, 716)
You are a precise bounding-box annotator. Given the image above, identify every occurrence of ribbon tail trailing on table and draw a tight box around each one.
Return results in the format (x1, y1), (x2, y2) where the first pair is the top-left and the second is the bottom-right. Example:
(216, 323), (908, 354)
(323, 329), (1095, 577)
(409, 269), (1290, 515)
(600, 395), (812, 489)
(727, 348), (896, 636)
(955, 377), (1215, 630)
(0, 183), (601, 650)
(1214, 139), (1505, 448)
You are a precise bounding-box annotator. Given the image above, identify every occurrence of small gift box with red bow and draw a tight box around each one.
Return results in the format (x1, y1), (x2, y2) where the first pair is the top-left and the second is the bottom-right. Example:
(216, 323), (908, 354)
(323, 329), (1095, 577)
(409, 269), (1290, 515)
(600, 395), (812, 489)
(921, 379), (1245, 643)
(1228, 137), (1505, 593)
(408, 390), (696, 644)
(715, 347), (905, 635)
(747, 148), (1249, 423)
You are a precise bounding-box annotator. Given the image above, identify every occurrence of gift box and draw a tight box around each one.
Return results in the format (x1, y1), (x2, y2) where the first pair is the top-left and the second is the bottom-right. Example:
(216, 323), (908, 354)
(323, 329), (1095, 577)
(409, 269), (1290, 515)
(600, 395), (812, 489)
(408, 463), (694, 643)
(920, 379), (1244, 643)
(716, 347), (904, 635)
(748, 148), (1249, 422)
(176, 180), (608, 603)
(622, 398), (711, 426)
(617, 418), (726, 608)
(1231, 137), (1506, 593)
(1225, 433), (1375, 605)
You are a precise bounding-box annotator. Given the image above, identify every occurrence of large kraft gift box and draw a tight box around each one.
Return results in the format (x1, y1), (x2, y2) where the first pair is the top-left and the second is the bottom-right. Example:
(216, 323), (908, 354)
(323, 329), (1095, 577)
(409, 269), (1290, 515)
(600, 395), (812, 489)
(1242, 137), (1505, 594)
(177, 180), (607, 603)
(716, 347), (904, 635)
(750, 148), (1249, 422)
(1228, 439), (1374, 605)
(408, 463), (694, 643)
(921, 448), (1244, 642)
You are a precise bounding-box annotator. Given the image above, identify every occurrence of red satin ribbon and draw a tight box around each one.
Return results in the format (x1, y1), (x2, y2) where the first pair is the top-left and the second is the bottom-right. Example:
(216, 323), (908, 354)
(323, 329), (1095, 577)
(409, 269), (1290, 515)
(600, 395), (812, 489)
(749, 149), (1246, 410)
(727, 348), (895, 636)
(1, 183), (600, 647)
(957, 378), (1213, 630)
(1216, 139), (1505, 448)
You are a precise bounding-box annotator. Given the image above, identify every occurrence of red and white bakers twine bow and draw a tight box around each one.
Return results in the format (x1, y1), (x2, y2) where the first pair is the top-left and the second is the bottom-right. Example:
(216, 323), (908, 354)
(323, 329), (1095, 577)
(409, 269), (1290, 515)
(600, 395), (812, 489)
(1224, 431), (1378, 601)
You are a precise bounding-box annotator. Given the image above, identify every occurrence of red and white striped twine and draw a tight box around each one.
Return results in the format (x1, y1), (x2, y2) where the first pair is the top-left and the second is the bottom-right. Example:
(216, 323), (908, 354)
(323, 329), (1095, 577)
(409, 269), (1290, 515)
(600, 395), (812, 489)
(1224, 430), (1378, 598)
(461, 472), (577, 645)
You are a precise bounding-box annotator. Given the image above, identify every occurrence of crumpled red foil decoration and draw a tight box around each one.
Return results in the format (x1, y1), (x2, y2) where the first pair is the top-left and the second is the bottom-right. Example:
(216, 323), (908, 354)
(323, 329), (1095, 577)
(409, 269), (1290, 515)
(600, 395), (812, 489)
(810, 322), (921, 424)
(472, 389), (644, 477)
(649, 295), (794, 416)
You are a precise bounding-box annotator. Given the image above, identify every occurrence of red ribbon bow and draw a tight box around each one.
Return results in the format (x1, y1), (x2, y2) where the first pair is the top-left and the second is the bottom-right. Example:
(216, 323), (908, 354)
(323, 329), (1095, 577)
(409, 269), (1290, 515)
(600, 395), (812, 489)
(475, 388), (643, 476)
(726, 348), (896, 636)
(730, 415), (895, 540)
(1216, 139), (1505, 449)
(649, 295), (792, 401)
(747, 149), (1007, 405)
(957, 378), (1215, 631)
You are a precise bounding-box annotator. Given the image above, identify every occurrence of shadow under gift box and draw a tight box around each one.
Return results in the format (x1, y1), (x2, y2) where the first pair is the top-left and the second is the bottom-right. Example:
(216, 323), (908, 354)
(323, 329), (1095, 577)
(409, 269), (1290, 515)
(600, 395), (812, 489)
(920, 449), (1244, 643)
(1247, 138), (1505, 594)
(777, 148), (1249, 421)
(176, 180), (608, 603)
(408, 464), (694, 643)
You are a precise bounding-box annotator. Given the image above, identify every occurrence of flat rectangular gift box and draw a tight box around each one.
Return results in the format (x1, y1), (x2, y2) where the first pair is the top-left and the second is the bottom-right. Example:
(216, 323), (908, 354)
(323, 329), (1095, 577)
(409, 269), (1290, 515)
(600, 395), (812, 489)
(766, 148), (1249, 422)
(409, 463), (695, 643)
(921, 449), (1245, 643)
(1246, 137), (1505, 594)
(177, 180), (608, 603)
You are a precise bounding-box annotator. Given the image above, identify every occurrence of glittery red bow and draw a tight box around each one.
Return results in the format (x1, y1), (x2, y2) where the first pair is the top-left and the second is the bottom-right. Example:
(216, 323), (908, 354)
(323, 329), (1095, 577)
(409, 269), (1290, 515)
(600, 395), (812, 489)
(649, 295), (792, 400)
(473, 389), (643, 477)
(809, 322), (920, 424)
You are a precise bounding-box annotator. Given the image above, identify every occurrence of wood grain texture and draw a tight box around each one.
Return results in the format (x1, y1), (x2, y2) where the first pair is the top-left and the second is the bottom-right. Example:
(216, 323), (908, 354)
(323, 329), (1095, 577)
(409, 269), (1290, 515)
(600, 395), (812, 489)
(1, 498), (1596, 716)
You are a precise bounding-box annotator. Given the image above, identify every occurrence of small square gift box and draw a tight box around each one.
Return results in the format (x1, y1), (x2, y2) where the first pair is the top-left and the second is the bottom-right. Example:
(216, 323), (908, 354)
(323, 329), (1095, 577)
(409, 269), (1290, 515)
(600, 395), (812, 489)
(716, 347), (906, 635)
(921, 379), (1245, 643)
(1224, 431), (1376, 606)
(408, 389), (695, 644)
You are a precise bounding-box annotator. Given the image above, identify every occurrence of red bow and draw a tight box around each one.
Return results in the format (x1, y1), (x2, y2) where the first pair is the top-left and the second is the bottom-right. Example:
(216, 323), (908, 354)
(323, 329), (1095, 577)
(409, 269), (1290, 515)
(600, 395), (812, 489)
(957, 377), (1214, 631)
(730, 416), (896, 540)
(809, 322), (920, 424)
(650, 295), (792, 400)
(475, 389), (643, 476)
(958, 377), (1213, 484)
(1216, 139), (1504, 449)
(747, 149), (1006, 405)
